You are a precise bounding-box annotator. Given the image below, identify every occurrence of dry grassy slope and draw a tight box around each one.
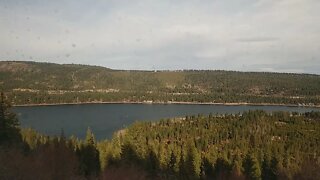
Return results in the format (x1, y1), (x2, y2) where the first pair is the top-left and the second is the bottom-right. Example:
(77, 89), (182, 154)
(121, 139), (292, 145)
(1, 61), (320, 98)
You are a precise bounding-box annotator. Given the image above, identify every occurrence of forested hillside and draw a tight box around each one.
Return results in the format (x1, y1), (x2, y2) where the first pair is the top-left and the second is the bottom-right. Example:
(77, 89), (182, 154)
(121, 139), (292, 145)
(1, 61), (320, 106)
(97, 110), (320, 179)
(1, 91), (320, 179)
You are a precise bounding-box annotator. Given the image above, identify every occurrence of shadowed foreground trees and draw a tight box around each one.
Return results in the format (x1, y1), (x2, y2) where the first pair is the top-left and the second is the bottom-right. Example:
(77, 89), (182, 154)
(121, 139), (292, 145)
(0, 130), (82, 179)
(1, 129), (101, 180)
(0, 92), (22, 146)
(0, 93), (101, 179)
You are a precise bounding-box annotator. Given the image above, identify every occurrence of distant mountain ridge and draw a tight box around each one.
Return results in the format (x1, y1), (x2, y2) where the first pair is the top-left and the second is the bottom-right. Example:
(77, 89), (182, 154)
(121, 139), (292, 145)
(1, 61), (320, 106)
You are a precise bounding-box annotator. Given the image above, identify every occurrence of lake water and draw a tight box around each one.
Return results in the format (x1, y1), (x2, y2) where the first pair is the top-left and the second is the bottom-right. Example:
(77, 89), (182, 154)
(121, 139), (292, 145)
(13, 104), (319, 140)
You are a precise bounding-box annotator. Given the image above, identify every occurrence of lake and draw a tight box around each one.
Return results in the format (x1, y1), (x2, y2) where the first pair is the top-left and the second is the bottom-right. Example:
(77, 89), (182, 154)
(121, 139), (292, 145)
(13, 104), (319, 140)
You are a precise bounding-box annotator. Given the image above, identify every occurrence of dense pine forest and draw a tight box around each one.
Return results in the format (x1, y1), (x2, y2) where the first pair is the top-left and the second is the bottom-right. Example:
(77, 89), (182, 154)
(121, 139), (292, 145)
(1, 61), (320, 106)
(1, 93), (320, 179)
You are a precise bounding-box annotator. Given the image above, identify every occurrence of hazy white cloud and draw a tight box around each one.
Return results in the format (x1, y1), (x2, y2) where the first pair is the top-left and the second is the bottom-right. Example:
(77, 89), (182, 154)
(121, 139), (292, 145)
(236, 37), (279, 43)
(0, 0), (319, 74)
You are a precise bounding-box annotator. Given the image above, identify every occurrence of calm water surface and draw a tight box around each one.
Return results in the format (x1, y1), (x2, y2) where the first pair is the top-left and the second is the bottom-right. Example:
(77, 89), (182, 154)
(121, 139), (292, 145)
(13, 104), (319, 140)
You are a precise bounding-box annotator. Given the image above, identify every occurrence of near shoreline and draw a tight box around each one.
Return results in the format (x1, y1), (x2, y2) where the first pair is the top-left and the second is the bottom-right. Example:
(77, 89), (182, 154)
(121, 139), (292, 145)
(13, 101), (320, 108)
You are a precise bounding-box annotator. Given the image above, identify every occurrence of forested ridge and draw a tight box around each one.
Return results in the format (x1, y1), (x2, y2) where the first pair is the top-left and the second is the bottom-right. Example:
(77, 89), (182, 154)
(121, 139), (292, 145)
(1, 61), (320, 106)
(1, 93), (320, 179)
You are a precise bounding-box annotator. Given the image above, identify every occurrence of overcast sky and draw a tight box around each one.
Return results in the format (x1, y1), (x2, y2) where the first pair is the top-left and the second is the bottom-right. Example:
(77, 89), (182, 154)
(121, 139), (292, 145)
(0, 0), (319, 74)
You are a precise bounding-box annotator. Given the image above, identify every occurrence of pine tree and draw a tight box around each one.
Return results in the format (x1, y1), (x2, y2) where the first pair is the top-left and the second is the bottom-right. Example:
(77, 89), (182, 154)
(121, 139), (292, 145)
(244, 154), (262, 180)
(214, 157), (231, 179)
(179, 149), (187, 179)
(78, 127), (100, 177)
(85, 127), (95, 146)
(120, 142), (139, 164)
(0, 92), (21, 146)
(168, 150), (177, 174)
(146, 147), (159, 175)
(158, 144), (167, 171)
(262, 153), (277, 180)
(60, 128), (66, 143)
(185, 144), (201, 179)
(232, 154), (243, 178)
(201, 156), (214, 179)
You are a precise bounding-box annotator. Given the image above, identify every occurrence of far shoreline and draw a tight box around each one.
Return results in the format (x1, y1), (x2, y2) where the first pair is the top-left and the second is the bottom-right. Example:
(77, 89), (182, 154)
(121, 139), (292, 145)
(13, 101), (320, 108)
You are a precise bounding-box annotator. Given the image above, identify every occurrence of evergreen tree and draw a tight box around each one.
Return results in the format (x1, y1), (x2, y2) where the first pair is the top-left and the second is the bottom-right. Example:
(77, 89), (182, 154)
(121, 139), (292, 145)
(146, 147), (159, 175)
(168, 150), (177, 174)
(0, 92), (21, 146)
(60, 128), (66, 143)
(261, 154), (277, 180)
(120, 142), (140, 165)
(78, 127), (100, 177)
(185, 144), (201, 179)
(244, 154), (262, 180)
(179, 149), (187, 179)
(158, 143), (168, 171)
(85, 127), (95, 146)
(201, 157), (213, 179)
(214, 157), (231, 179)
(232, 154), (243, 178)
